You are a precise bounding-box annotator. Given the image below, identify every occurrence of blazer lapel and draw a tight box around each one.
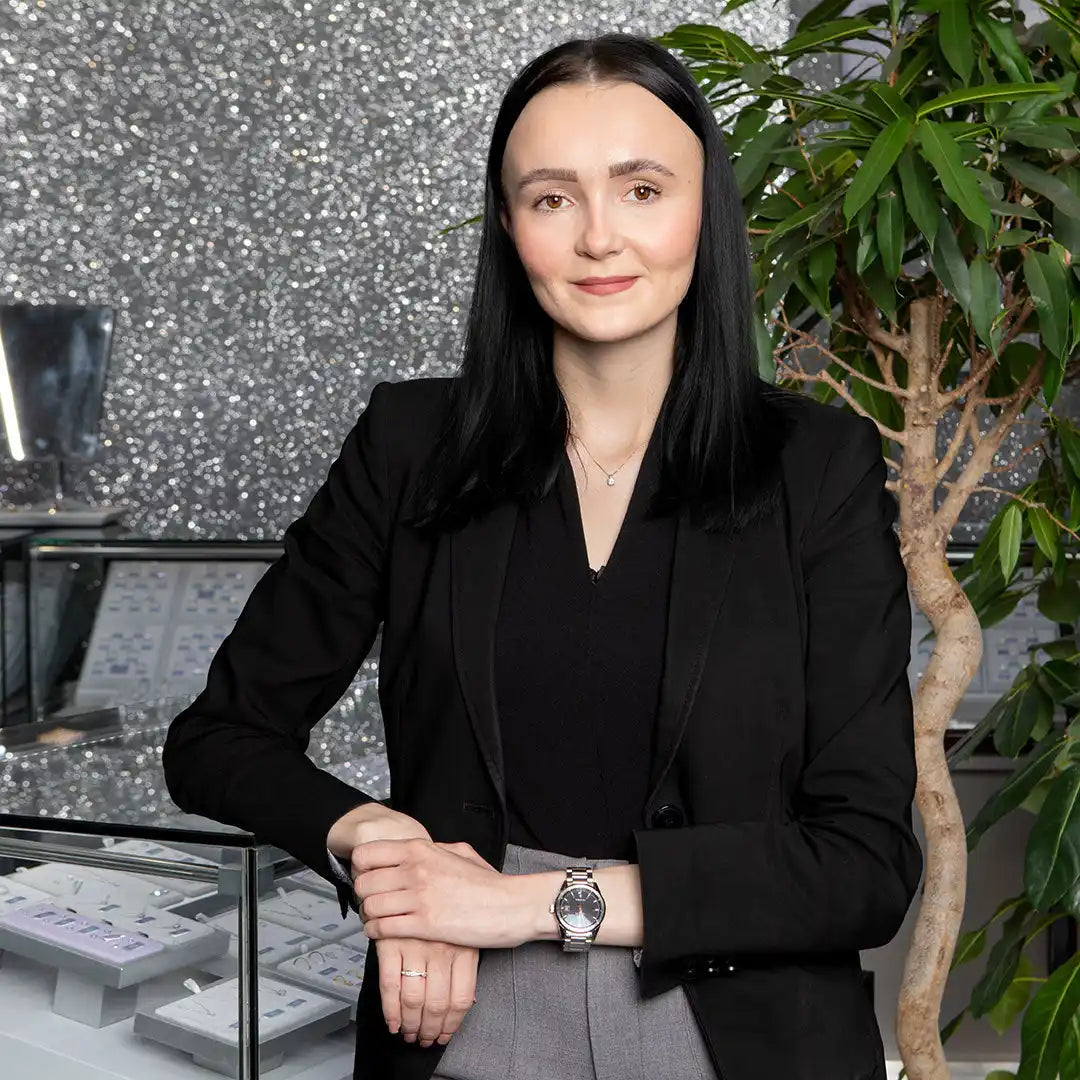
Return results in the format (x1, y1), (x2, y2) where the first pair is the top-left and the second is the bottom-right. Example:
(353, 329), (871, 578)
(450, 499), (742, 820)
(646, 510), (738, 803)
(450, 501), (518, 816)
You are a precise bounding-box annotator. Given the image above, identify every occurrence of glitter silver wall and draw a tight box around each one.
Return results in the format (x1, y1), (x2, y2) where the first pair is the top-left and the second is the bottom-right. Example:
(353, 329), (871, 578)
(0, 1), (798, 538)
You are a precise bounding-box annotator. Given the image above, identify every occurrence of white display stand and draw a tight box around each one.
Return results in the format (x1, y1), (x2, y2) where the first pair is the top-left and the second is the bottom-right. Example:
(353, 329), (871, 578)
(0, 950), (356, 1079)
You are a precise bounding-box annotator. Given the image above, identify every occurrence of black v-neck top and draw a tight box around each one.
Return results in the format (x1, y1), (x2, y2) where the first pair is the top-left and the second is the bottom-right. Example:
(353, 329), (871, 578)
(493, 420), (677, 861)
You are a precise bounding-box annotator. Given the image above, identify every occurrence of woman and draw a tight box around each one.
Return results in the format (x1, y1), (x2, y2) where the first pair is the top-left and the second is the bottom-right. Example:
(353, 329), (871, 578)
(162, 31), (923, 1080)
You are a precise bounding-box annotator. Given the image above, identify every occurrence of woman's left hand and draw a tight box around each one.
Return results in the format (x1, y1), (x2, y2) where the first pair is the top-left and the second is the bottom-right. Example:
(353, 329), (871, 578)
(352, 838), (529, 950)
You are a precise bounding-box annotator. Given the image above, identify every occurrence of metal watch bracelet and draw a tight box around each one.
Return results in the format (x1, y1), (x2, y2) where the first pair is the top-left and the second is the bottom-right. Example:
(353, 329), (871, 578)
(554, 866), (602, 952)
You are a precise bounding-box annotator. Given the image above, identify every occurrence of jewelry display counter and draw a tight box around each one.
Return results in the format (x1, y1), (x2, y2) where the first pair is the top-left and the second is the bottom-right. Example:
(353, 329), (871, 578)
(0, 693), (391, 1078)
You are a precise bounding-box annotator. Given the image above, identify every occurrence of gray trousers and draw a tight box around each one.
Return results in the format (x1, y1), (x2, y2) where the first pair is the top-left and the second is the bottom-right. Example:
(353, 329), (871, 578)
(430, 842), (718, 1080)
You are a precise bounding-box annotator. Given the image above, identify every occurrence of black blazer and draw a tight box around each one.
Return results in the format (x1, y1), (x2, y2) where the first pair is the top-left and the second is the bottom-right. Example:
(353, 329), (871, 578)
(162, 375), (923, 1080)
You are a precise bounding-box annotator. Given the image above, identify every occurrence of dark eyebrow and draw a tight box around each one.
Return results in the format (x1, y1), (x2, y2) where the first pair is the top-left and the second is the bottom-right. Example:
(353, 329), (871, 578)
(515, 158), (675, 191)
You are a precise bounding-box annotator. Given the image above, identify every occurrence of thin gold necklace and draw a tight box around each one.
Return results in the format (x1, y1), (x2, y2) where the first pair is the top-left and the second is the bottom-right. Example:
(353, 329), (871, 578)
(568, 430), (647, 486)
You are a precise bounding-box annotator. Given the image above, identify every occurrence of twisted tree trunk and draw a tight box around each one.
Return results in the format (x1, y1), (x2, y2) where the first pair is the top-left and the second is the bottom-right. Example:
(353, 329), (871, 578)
(894, 297), (977, 1080)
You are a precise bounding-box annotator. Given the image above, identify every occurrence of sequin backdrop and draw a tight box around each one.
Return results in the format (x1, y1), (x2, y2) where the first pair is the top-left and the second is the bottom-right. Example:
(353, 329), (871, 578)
(0, 0), (791, 535)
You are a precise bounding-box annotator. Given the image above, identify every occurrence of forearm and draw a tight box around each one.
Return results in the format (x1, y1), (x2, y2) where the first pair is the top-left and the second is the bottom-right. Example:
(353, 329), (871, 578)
(509, 864), (644, 948)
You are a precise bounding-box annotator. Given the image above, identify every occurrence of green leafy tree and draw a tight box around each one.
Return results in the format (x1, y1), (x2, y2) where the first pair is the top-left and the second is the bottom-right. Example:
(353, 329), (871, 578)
(652, 1), (1080, 1077)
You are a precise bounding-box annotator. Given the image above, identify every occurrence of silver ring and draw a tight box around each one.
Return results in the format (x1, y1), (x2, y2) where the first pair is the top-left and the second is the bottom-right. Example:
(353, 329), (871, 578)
(401, 968), (428, 977)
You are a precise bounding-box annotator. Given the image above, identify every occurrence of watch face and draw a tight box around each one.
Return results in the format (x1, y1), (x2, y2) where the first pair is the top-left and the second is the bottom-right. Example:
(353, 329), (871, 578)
(556, 886), (604, 931)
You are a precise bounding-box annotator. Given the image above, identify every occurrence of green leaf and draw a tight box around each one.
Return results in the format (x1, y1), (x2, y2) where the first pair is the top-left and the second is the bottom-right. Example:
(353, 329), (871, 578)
(1037, 579), (1080, 624)
(973, 11), (1032, 83)
(996, 681), (1054, 758)
(842, 117), (914, 224)
(1062, 1008), (1080, 1080)
(939, 0), (974, 84)
(916, 119), (993, 238)
(1023, 249), (1071, 364)
(733, 122), (793, 198)
(876, 182), (905, 280)
(999, 501), (1024, 581)
(987, 953), (1035, 1036)
(931, 210), (972, 312)
(952, 926), (989, 969)
(895, 45), (932, 100)
(793, 0), (855, 32)
(866, 81), (915, 121)
(1051, 168), (1080, 258)
(1029, 506), (1060, 565)
(897, 146), (940, 246)
(1000, 158), (1080, 221)
(1003, 125), (1080, 151)
(971, 904), (1031, 1018)
(1017, 951), (1080, 1080)
(996, 228), (1037, 248)
(783, 18), (881, 57)
(1025, 765), (1080, 910)
(1058, 424), (1080, 486)
(968, 733), (1062, 850)
(1032, 0), (1080, 46)
(857, 225), (879, 275)
(917, 81), (1075, 120)
(970, 254), (1002, 353)
(1037, 659), (1080, 704)
(754, 314), (776, 381)
(808, 241), (837, 312)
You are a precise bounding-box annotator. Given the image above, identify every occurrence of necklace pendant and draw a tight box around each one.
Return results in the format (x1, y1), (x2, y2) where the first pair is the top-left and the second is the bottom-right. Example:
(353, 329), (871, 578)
(606, 475), (616, 486)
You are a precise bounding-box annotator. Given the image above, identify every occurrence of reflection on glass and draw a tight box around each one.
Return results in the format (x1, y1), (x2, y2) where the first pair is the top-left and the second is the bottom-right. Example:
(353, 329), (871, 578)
(0, 302), (115, 462)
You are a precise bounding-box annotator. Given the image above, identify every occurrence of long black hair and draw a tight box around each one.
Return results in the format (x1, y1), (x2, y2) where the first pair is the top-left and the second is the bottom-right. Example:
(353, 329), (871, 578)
(405, 32), (797, 538)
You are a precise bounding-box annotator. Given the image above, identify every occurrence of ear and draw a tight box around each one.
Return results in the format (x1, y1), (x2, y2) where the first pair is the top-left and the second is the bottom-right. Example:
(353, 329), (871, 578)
(499, 203), (511, 236)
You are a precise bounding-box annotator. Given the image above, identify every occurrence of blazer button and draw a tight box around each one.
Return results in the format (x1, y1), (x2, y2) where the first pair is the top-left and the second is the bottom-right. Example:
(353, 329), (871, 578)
(704, 958), (736, 976)
(651, 804), (685, 828)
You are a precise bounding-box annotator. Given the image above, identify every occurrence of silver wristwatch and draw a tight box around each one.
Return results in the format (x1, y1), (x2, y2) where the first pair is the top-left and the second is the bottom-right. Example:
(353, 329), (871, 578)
(549, 866), (606, 952)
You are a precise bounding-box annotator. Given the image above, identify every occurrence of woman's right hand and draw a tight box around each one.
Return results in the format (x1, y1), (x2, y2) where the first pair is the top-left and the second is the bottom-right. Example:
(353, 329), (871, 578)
(375, 936), (479, 1047)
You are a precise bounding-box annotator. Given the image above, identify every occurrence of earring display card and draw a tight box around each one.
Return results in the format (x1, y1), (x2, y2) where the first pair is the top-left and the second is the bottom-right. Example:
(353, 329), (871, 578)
(275, 943), (368, 1004)
(282, 866), (337, 899)
(99, 838), (218, 898)
(196, 910), (323, 977)
(5, 865), (154, 910)
(258, 889), (360, 942)
(0, 877), (54, 911)
(8, 862), (186, 908)
(72, 560), (270, 709)
(70, 900), (228, 961)
(133, 974), (351, 1076)
(0, 901), (164, 964)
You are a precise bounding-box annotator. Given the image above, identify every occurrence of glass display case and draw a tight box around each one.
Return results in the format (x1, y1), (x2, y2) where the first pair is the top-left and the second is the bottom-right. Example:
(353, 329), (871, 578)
(21, 529), (283, 723)
(0, 695), (391, 1078)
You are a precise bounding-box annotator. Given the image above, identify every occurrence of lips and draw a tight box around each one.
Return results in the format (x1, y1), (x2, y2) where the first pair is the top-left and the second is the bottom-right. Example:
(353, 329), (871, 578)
(574, 277), (637, 285)
(574, 277), (638, 295)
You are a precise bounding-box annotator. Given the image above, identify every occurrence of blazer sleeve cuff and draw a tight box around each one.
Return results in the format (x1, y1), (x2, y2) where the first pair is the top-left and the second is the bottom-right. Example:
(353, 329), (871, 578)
(327, 846), (362, 921)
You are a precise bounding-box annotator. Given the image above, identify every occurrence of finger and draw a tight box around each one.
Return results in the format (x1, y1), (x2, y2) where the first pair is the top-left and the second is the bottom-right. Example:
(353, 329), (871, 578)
(398, 947), (428, 1042)
(352, 837), (421, 877)
(376, 940), (404, 1035)
(417, 948), (453, 1048)
(354, 865), (409, 905)
(359, 882), (414, 923)
(438, 947), (479, 1045)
